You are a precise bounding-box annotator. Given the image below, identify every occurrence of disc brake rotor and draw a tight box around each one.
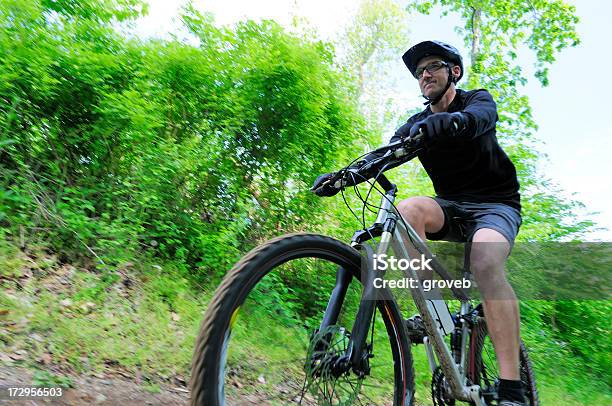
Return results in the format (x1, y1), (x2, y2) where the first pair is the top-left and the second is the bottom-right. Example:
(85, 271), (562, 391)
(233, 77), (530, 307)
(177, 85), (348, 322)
(303, 325), (363, 405)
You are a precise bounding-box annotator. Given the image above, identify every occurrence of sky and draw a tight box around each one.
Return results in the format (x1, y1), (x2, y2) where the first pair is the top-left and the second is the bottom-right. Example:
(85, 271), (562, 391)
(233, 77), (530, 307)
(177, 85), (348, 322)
(133, 0), (612, 241)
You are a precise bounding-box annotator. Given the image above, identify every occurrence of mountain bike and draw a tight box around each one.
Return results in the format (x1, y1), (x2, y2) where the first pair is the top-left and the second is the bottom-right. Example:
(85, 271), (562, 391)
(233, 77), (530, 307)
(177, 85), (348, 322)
(189, 135), (539, 405)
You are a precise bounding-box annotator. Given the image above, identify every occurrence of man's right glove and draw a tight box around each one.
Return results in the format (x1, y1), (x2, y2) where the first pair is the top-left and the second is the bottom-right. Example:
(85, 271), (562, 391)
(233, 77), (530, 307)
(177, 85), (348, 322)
(408, 112), (467, 143)
(311, 172), (340, 197)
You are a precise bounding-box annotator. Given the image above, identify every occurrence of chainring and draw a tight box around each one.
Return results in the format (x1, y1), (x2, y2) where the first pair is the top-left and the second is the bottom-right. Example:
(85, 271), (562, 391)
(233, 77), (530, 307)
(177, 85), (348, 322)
(432, 366), (456, 406)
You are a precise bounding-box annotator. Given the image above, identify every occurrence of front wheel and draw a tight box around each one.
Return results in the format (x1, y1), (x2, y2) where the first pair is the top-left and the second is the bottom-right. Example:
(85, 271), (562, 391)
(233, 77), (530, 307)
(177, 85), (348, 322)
(190, 233), (415, 405)
(468, 309), (539, 405)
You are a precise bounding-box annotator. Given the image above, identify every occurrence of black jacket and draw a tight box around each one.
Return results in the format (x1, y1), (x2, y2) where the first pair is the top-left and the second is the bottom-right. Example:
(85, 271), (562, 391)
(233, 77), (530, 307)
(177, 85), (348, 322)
(389, 89), (521, 210)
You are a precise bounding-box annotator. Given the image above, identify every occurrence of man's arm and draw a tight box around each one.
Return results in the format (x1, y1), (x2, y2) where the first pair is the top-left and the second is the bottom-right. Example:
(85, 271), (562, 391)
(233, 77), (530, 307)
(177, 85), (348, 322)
(460, 89), (498, 139)
(389, 120), (415, 144)
(406, 90), (498, 142)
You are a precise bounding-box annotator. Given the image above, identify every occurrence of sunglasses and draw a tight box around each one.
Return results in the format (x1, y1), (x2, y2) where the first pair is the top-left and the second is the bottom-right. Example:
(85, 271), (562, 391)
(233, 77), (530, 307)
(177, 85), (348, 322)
(414, 61), (449, 79)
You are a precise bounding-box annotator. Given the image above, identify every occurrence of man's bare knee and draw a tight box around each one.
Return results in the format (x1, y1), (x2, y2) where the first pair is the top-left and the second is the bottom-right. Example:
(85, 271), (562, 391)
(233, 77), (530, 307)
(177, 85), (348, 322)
(470, 231), (514, 299)
(396, 197), (444, 234)
(471, 255), (506, 287)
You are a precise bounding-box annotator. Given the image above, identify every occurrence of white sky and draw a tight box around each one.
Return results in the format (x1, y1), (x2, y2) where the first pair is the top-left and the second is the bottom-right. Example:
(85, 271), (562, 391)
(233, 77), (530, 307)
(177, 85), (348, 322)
(133, 0), (612, 241)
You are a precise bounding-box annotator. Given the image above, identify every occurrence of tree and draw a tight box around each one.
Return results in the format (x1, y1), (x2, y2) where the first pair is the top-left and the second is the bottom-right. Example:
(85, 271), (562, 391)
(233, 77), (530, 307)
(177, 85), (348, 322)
(0, 0), (368, 273)
(337, 0), (412, 135)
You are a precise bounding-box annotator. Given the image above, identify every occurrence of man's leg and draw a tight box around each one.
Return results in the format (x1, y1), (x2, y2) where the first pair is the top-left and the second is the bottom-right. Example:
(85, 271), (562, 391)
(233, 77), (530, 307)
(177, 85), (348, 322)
(396, 197), (446, 280)
(469, 228), (521, 380)
(396, 196), (446, 241)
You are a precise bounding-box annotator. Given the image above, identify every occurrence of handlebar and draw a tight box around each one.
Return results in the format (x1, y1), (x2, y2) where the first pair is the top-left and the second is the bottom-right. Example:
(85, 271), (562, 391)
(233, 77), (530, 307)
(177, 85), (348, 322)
(315, 130), (425, 195)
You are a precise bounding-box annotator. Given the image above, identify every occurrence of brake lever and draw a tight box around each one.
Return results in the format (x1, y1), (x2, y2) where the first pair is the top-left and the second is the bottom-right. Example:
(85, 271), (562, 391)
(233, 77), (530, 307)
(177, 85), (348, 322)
(333, 169), (354, 189)
(309, 170), (347, 191)
(404, 128), (425, 145)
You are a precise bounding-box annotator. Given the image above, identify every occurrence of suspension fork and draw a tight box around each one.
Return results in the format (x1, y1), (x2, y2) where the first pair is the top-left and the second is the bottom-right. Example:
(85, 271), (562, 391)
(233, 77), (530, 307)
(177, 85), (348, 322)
(318, 265), (352, 333)
(348, 240), (384, 370)
(316, 234), (390, 373)
(345, 226), (397, 371)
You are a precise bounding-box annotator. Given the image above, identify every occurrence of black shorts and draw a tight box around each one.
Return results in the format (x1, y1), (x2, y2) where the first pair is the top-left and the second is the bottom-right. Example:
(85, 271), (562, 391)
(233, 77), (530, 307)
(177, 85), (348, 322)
(425, 197), (522, 244)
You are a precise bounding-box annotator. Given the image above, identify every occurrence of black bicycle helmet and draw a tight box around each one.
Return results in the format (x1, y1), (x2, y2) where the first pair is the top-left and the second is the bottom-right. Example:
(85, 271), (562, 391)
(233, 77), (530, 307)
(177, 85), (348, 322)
(402, 40), (463, 81)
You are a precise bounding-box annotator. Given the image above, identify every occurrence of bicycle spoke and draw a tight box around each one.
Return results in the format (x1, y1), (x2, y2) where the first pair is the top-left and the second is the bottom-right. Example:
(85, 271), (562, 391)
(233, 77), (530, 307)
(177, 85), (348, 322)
(345, 378), (368, 406)
(469, 318), (538, 405)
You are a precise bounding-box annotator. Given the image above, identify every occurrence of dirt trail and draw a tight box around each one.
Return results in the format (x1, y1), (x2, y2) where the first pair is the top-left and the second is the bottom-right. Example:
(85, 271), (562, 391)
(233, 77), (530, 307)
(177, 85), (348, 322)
(0, 366), (316, 405)
(0, 366), (189, 405)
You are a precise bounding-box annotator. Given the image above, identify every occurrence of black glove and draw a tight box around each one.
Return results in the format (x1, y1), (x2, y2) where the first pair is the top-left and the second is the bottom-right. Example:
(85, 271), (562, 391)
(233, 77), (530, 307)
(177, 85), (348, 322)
(408, 112), (467, 143)
(311, 172), (339, 197)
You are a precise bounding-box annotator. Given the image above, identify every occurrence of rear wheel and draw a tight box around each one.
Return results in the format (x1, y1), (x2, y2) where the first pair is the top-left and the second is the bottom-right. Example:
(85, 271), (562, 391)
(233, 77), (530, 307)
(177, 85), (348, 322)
(468, 308), (539, 406)
(190, 233), (415, 405)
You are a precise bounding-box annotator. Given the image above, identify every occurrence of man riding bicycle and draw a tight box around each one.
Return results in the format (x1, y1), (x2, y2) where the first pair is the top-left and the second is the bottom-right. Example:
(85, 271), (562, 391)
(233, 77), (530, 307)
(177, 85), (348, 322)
(312, 40), (527, 406)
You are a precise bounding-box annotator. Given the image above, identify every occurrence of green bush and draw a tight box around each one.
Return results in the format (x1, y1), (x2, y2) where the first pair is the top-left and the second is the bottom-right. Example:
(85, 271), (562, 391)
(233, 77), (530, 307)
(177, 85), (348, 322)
(0, 0), (365, 277)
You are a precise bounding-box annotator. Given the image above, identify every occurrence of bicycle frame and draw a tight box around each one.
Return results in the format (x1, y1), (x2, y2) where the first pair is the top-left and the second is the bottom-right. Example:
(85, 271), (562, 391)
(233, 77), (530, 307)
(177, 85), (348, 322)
(319, 174), (485, 404)
(390, 214), (482, 404)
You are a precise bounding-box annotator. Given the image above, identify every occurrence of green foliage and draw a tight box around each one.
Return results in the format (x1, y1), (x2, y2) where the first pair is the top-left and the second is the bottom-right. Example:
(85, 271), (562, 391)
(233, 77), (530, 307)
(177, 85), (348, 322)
(552, 300), (612, 382)
(0, 237), (24, 277)
(0, 0), (366, 278)
(340, 0), (409, 94)
(39, 0), (148, 22)
(32, 370), (73, 387)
